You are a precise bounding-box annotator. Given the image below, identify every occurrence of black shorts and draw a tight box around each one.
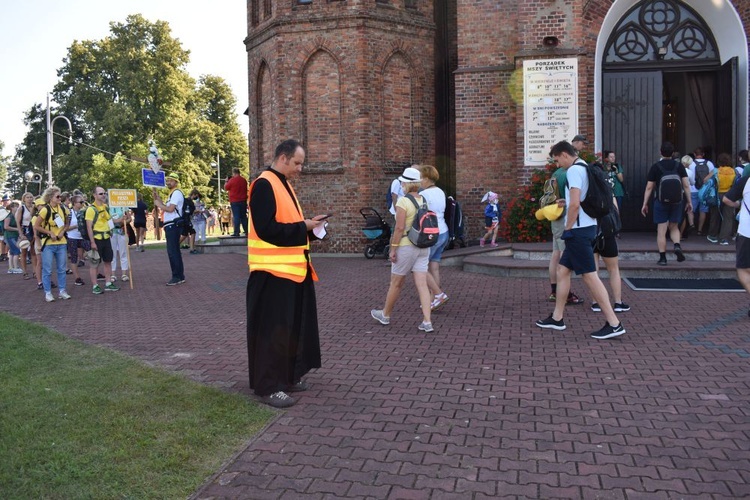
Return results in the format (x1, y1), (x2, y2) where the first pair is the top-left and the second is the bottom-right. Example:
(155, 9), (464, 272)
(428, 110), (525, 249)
(134, 221), (147, 229)
(94, 237), (114, 263)
(737, 235), (750, 269)
(593, 232), (619, 258)
(559, 226), (597, 275)
(181, 223), (195, 236)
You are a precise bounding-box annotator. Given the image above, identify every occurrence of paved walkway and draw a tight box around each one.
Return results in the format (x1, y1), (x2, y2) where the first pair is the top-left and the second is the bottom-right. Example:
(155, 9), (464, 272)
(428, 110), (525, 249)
(1, 242), (749, 499)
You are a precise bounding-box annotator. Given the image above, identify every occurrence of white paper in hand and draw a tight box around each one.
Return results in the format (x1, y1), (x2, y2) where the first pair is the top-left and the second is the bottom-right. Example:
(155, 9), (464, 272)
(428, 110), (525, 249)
(312, 222), (328, 239)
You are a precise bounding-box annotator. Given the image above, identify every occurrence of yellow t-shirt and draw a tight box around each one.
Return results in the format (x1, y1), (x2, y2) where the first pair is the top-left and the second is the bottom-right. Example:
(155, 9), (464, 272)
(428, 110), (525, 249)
(85, 203), (112, 240)
(36, 205), (68, 246)
(395, 194), (424, 247)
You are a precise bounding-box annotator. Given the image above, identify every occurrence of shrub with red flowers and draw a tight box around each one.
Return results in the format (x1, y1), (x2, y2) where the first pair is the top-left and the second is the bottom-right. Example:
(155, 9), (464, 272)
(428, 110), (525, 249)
(499, 162), (558, 243)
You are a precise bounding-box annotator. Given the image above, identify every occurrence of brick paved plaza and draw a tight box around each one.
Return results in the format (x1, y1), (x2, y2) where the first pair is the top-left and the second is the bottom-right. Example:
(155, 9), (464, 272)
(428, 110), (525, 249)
(2, 245), (749, 498)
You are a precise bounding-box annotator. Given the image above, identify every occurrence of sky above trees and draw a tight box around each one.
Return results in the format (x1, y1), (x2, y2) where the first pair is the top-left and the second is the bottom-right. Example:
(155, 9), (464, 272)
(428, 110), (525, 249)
(0, 1), (248, 157)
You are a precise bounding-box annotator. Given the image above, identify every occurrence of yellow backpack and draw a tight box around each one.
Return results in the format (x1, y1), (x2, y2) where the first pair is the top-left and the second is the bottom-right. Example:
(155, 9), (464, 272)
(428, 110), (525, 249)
(717, 166), (738, 192)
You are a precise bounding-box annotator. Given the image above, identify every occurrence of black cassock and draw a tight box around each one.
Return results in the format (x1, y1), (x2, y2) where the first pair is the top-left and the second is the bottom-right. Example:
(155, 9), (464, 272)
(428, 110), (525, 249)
(246, 169), (321, 396)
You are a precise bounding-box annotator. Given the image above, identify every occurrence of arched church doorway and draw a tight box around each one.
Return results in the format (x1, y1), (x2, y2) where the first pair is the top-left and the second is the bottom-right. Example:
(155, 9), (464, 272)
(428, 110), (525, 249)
(599, 0), (742, 231)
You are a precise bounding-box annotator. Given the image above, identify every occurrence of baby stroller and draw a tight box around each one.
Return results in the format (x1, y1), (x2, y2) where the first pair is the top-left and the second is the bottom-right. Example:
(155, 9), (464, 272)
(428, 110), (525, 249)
(360, 207), (391, 259)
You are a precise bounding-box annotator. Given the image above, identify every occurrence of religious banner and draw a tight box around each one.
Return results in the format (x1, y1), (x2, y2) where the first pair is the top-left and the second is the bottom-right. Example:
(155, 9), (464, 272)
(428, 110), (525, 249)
(523, 58), (578, 166)
(108, 189), (137, 208)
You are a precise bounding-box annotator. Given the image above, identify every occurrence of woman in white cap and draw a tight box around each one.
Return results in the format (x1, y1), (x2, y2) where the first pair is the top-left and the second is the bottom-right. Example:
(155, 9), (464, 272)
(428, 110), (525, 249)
(371, 166), (434, 332)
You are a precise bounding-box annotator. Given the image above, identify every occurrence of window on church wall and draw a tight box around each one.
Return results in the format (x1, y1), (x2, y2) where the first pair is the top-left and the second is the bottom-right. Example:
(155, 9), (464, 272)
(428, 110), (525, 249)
(251, 0), (259, 26)
(603, 0), (718, 68)
(303, 51), (342, 169)
(382, 53), (415, 167)
(256, 64), (275, 170)
(264, 0), (271, 18)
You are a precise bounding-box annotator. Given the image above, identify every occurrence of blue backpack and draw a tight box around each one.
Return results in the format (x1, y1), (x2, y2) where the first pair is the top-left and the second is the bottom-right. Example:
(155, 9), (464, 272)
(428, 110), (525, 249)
(698, 174), (719, 208)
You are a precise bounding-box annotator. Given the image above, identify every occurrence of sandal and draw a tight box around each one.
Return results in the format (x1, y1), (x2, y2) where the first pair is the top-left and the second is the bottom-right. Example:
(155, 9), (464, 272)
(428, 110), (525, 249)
(566, 292), (585, 305)
(23, 273), (30, 280)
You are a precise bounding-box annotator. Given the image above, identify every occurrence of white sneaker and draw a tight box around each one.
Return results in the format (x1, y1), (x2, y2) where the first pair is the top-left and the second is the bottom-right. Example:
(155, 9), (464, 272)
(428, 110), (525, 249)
(371, 309), (390, 325)
(58, 290), (71, 300)
(110, 275), (117, 282)
(45, 292), (55, 303)
(121, 274), (129, 282)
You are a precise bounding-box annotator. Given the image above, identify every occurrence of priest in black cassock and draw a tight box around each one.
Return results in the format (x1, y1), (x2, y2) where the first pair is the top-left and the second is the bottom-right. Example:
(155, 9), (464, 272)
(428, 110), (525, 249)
(246, 139), (328, 408)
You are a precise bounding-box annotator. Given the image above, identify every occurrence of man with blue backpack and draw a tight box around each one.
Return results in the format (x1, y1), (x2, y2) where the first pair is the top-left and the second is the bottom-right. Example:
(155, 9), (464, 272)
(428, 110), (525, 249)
(641, 142), (692, 266)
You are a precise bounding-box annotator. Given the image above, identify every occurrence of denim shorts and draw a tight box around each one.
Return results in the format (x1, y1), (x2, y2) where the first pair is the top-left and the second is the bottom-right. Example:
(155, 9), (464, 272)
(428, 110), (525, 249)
(691, 192), (708, 214)
(6, 236), (20, 256)
(428, 232), (450, 262)
(559, 226), (597, 275)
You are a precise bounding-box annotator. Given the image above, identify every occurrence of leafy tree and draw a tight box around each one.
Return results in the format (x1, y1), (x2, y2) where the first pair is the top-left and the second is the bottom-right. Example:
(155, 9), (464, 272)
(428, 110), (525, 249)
(16, 14), (248, 207)
(0, 140), (9, 194)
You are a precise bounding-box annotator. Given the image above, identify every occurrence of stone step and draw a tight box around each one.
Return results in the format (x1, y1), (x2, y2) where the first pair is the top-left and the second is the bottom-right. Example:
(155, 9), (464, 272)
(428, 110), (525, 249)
(462, 255), (738, 279)
(197, 235), (246, 254)
(439, 232), (739, 279)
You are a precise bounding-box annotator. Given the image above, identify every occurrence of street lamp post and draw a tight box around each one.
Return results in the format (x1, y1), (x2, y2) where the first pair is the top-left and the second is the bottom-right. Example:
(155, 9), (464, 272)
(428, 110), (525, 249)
(46, 93), (73, 186)
(211, 154), (221, 205)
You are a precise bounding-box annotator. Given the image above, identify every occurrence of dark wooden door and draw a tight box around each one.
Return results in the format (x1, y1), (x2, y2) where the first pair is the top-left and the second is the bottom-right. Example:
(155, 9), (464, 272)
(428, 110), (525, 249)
(716, 57), (738, 158)
(602, 71), (663, 231)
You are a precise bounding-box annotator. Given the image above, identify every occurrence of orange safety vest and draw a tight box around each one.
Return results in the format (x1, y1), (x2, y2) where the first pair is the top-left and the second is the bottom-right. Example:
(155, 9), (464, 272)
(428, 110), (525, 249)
(247, 170), (318, 283)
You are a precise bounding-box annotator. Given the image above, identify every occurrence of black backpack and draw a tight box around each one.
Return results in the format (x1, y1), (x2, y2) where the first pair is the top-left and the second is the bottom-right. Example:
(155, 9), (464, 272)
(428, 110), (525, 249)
(78, 204), (107, 240)
(182, 195), (195, 224)
(694, 159), (709, 190)
(656, 160), (683, 204)
(169, 189), (192, 224)
(404, 194), (439, 248)
(578, 161), (615, 220)
(386, 184), (393, 212)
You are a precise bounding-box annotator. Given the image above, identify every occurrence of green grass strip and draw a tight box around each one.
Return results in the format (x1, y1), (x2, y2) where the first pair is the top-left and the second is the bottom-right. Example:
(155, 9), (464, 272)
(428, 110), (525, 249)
(0, 313), (274, 499)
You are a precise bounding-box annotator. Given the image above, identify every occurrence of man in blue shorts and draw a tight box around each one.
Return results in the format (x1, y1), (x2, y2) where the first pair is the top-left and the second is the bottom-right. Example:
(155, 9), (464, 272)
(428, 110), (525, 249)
(640, 142), (692, 265)
(536, 141), (626, 340)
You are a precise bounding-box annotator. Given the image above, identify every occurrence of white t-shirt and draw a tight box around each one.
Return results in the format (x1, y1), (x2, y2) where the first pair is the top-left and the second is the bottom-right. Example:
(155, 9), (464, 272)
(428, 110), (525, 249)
(389, 178), (404, 216)
(688, 160), (715, 193)
(67, 209), (82, 239)
(737, 178), (750, 238)
(164, 189), (185, 224)
(565, 161), (596, 228)
(419, 186), (449, 234)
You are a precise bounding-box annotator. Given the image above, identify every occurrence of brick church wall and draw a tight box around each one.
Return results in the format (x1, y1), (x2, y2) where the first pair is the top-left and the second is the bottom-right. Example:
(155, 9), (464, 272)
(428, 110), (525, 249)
(246, 0), (750, 250)
(245, 1), (435, 252)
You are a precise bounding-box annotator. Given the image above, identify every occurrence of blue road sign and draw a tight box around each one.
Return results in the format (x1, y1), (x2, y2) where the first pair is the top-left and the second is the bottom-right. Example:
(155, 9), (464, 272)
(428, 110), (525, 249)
(142, 168), (166, 188)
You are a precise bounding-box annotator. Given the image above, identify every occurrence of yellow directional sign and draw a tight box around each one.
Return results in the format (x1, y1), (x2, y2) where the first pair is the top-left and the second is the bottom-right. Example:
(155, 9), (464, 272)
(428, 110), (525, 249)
(108, 189), (137, 208)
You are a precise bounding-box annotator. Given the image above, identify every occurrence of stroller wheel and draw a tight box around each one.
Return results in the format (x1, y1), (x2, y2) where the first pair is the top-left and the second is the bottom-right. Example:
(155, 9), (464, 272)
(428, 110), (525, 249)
(364, 245), (376, 259)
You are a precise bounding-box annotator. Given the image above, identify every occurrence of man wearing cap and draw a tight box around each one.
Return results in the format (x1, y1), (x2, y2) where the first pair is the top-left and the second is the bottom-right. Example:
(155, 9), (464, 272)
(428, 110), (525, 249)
(86, 187), (119, 294)
(153, 172), (185, 286)
(572, 134), (587, 153)
(246, 139), (327, 408)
